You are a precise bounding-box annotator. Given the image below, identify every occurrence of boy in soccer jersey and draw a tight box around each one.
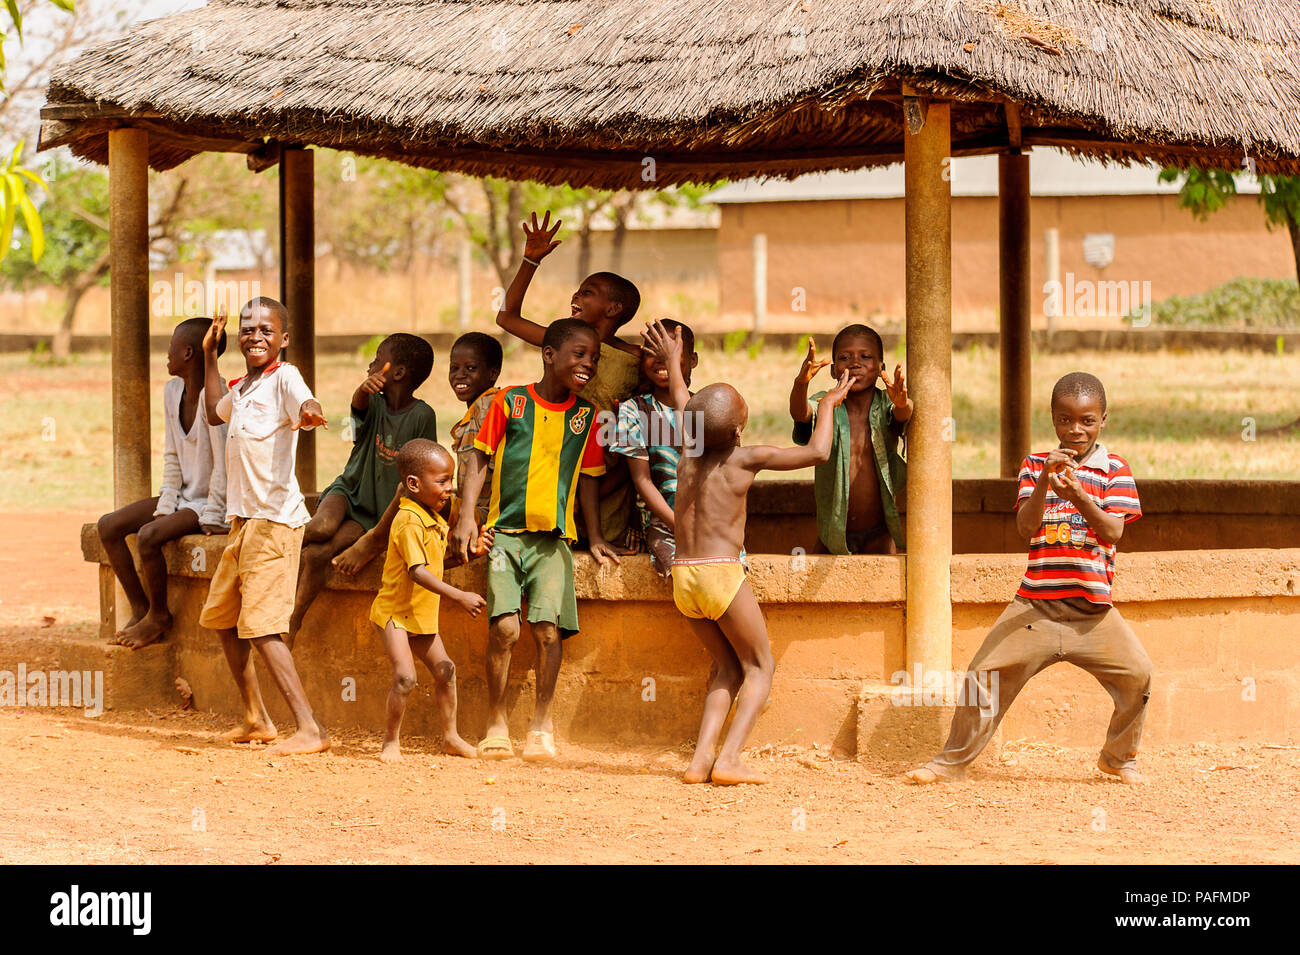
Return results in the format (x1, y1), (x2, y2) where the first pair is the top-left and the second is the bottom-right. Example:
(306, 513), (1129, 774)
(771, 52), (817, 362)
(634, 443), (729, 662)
(450, 318), (620, 762)
(906, 372), (1152, 785)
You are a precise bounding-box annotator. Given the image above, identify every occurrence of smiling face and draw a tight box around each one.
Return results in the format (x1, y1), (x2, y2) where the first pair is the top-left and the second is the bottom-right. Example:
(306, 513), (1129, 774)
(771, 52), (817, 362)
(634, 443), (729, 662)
(832, 333), (883, 393)
(448, 343), (499, 404)
(544, 326), (600, 395)
(1052, 393), (1107, 457)
(239, 305), (287, 370)
(640, 338), (697, 392)
(404, 454), (456, 514)
(570, 275), (616, 326)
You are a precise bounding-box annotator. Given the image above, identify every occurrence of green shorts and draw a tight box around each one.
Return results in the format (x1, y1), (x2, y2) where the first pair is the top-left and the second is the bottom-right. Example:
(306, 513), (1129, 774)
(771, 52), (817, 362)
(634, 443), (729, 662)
(487, 530), (580, 638)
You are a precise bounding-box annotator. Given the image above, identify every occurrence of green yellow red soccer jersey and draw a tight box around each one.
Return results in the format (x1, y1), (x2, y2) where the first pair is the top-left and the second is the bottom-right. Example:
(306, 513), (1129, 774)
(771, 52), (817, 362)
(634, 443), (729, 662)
(473, 384), (605, 540)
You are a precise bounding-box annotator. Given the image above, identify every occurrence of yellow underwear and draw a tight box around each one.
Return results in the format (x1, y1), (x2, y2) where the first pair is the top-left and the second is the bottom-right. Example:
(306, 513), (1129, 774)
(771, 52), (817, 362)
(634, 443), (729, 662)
(671, 558), (747, 621)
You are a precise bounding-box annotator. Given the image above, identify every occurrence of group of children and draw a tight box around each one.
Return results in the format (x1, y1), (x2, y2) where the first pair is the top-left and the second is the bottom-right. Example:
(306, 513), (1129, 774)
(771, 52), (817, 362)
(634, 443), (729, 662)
(97, 210), (1152, 783)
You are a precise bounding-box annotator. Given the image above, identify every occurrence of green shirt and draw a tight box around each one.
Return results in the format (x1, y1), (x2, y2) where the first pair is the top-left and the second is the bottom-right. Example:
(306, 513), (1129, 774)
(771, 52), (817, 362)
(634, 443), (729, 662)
(792, 387), (907, 554)
(322, 393), (438, 530)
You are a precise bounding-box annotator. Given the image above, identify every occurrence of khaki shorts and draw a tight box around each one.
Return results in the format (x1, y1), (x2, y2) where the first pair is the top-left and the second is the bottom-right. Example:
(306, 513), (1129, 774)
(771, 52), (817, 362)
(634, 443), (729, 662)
(199, 517), (302, 638)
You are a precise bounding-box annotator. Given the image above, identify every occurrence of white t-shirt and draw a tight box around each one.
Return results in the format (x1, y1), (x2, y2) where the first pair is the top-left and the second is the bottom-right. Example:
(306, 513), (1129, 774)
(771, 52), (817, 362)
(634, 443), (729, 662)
(155, 377), (228, 528)
(216, 361), (316, 527)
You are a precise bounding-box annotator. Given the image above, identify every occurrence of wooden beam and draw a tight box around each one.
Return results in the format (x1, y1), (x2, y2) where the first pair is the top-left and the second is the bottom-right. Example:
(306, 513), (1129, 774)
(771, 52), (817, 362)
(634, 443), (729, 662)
(998, 151), (1032, 477)
(280, 147), (317, 493)
(41, 102), (165, 121)
(1005, 102), (1022, 150)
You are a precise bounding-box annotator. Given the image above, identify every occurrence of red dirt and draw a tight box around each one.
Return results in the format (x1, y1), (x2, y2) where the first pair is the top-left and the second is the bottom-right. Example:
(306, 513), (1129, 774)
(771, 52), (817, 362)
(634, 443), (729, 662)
(2, 511), (1298, 864)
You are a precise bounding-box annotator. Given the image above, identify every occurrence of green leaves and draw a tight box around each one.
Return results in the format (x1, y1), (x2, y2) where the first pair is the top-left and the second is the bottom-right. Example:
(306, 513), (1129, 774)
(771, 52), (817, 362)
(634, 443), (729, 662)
(0, 141), (48, 263)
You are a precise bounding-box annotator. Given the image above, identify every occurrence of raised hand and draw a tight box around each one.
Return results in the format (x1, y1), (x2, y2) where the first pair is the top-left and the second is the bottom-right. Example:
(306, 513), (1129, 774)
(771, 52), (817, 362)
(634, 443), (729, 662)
(824, 372), (857, 406)
(643, 319), (682, 365)
(203, 307), (228, 355)
(796, 337), (831, 384)
(360, 361), (390, 397)
(883, 363), (909, 408)
(522, 211), (562, 262)
(1043, 447), (1078, 476)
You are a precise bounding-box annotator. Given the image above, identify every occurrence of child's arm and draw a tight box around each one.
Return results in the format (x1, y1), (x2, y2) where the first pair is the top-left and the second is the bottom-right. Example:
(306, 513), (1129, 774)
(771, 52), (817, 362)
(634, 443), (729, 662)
(789, 337), (831, 425)
(444, 525), (495, 569)
(745, 372), (854, 473)
(579, 474), (620, 567)
(495, 212), (563, 348)
(199, 414), (229, 534)
(1050, 464), (1126, 545)
(408, 565), (486, 617)
(202, 310), (229, 426)
(642, 320), (690, 412)
(1015, 449), (1076, 540)
(155, 398), (182, 517)
(881, 363), (914, 425)
(352, 361), (390, 414)
(449, 449), (489, 563)
(628, 457), (674, 530)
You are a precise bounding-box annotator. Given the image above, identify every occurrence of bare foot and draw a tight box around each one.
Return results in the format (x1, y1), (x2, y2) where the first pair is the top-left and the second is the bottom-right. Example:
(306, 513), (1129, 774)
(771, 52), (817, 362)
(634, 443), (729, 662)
(111, 606), (149, 644)
(441, 733), (477, 759)
(117, 609), (172, 649)
(266, 725), (330, 756)
(904, 765), (965, 785)
(683, 751), (715, 784)
(1098, 757), (1145, 785)
(380, 740), (402, 763)
(218, 720), (278, 744)
(333, 534), (383, 576)
(709, 758), (770, 786)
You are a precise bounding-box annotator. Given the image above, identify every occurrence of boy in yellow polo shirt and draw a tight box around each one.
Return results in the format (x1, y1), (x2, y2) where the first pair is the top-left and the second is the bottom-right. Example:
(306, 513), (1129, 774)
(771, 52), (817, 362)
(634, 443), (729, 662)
(370, 439), (493, 763)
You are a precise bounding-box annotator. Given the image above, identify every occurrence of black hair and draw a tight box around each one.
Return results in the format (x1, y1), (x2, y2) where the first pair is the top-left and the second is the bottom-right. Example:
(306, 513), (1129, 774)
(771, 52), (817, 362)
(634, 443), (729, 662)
(542, 317), (599, 352)
(396, 438), (452, 480)
(177, 316), (224, 356)
(381, 333), (435, 389)
(1051, 372), (1108, 413)
(658, 319), (696, 353)
(832, 323), (884, 360)
(451, 331), (503, 371)
(240, 296), (289, 333)
(589, 271), (641, 326)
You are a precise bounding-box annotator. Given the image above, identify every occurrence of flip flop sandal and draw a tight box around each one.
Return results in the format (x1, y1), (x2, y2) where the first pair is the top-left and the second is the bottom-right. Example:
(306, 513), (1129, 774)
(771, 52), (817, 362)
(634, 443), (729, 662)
(476, 735), (514, 760)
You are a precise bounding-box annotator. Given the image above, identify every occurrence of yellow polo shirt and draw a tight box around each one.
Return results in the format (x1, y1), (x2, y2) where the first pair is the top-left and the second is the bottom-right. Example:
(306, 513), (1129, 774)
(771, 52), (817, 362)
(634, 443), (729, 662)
(369, 498), (448, 635)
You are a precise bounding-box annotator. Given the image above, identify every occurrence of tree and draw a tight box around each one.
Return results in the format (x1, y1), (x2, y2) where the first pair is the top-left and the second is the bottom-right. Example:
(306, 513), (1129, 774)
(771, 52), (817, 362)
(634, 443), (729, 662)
(1, 0), (78, 262)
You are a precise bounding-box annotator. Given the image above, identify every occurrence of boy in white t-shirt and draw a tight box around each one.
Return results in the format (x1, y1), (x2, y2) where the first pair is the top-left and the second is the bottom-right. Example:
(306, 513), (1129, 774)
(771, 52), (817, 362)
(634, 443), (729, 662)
(98, 317), (229, 649)
(198, 298), (330, 756)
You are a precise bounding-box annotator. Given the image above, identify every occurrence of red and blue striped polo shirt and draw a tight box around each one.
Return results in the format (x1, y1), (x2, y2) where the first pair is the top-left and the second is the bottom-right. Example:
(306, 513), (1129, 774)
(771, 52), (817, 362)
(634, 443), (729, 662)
(1014, 444), (1141, 605)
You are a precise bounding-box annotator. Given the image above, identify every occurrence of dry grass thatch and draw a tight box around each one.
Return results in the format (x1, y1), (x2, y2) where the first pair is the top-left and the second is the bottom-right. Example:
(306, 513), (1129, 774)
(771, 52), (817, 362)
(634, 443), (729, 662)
(38, 0), (1300, 186)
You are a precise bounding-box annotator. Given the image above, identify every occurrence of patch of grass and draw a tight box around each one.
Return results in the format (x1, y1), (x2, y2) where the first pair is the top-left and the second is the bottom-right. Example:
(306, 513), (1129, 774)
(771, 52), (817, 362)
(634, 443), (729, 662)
(0, 344), (1296, 513)
(1127, 276), (1300, 330)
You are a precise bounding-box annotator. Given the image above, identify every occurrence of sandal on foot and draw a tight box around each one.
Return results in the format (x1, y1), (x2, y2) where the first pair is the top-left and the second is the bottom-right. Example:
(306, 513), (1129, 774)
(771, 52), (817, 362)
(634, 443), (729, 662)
(476, 736), (514, 761)
(521, 730), (557, 763)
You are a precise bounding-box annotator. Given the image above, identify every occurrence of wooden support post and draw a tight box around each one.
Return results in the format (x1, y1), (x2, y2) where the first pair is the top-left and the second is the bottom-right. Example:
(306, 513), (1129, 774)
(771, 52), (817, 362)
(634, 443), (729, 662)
(280, 146), (317, 492)
(108, 127), (152, 509)
(903, 100), (953, 679)
(999, 151), (1032, 477)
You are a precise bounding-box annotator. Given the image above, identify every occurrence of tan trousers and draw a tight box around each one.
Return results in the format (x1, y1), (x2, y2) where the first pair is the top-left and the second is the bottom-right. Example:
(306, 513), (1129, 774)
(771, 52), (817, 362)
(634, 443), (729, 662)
(928, 596), (1153, 775)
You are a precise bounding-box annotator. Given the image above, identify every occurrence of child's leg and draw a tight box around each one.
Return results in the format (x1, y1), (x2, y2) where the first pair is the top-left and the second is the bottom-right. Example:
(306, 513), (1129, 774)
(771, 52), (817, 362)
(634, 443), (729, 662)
(379, 620), (417, 762)
(116, 508), (201, 649)
(215, 628), (277, 742)
(252, 635), (329, 756)
(907, 599), (1058, 783)
(529, 621), (562, 736)
(412, 633), (475, 758)
(483, 612), (520, 746)
(709, 580), (774, 785)
(97, 497), (161, 635)
(682, 617), (743, 783)
(1062, 608), (1153, 783)
(290, 496), (358, 642)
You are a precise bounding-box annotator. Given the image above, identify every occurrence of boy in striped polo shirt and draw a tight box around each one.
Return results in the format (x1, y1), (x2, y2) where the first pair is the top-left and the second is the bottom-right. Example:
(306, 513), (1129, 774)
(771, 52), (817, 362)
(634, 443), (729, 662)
(908, 372), (1153, 785)
(452, 319), (620, 762)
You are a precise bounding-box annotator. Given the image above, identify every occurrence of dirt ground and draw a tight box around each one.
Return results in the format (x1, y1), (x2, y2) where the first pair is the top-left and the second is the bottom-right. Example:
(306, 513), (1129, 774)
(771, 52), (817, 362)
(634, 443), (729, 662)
(3, 511), (1299, 865)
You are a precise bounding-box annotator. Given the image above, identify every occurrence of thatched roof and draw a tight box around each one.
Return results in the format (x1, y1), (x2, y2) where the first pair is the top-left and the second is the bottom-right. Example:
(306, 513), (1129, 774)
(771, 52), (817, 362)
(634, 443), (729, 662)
(39, 0), (1300, 187)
